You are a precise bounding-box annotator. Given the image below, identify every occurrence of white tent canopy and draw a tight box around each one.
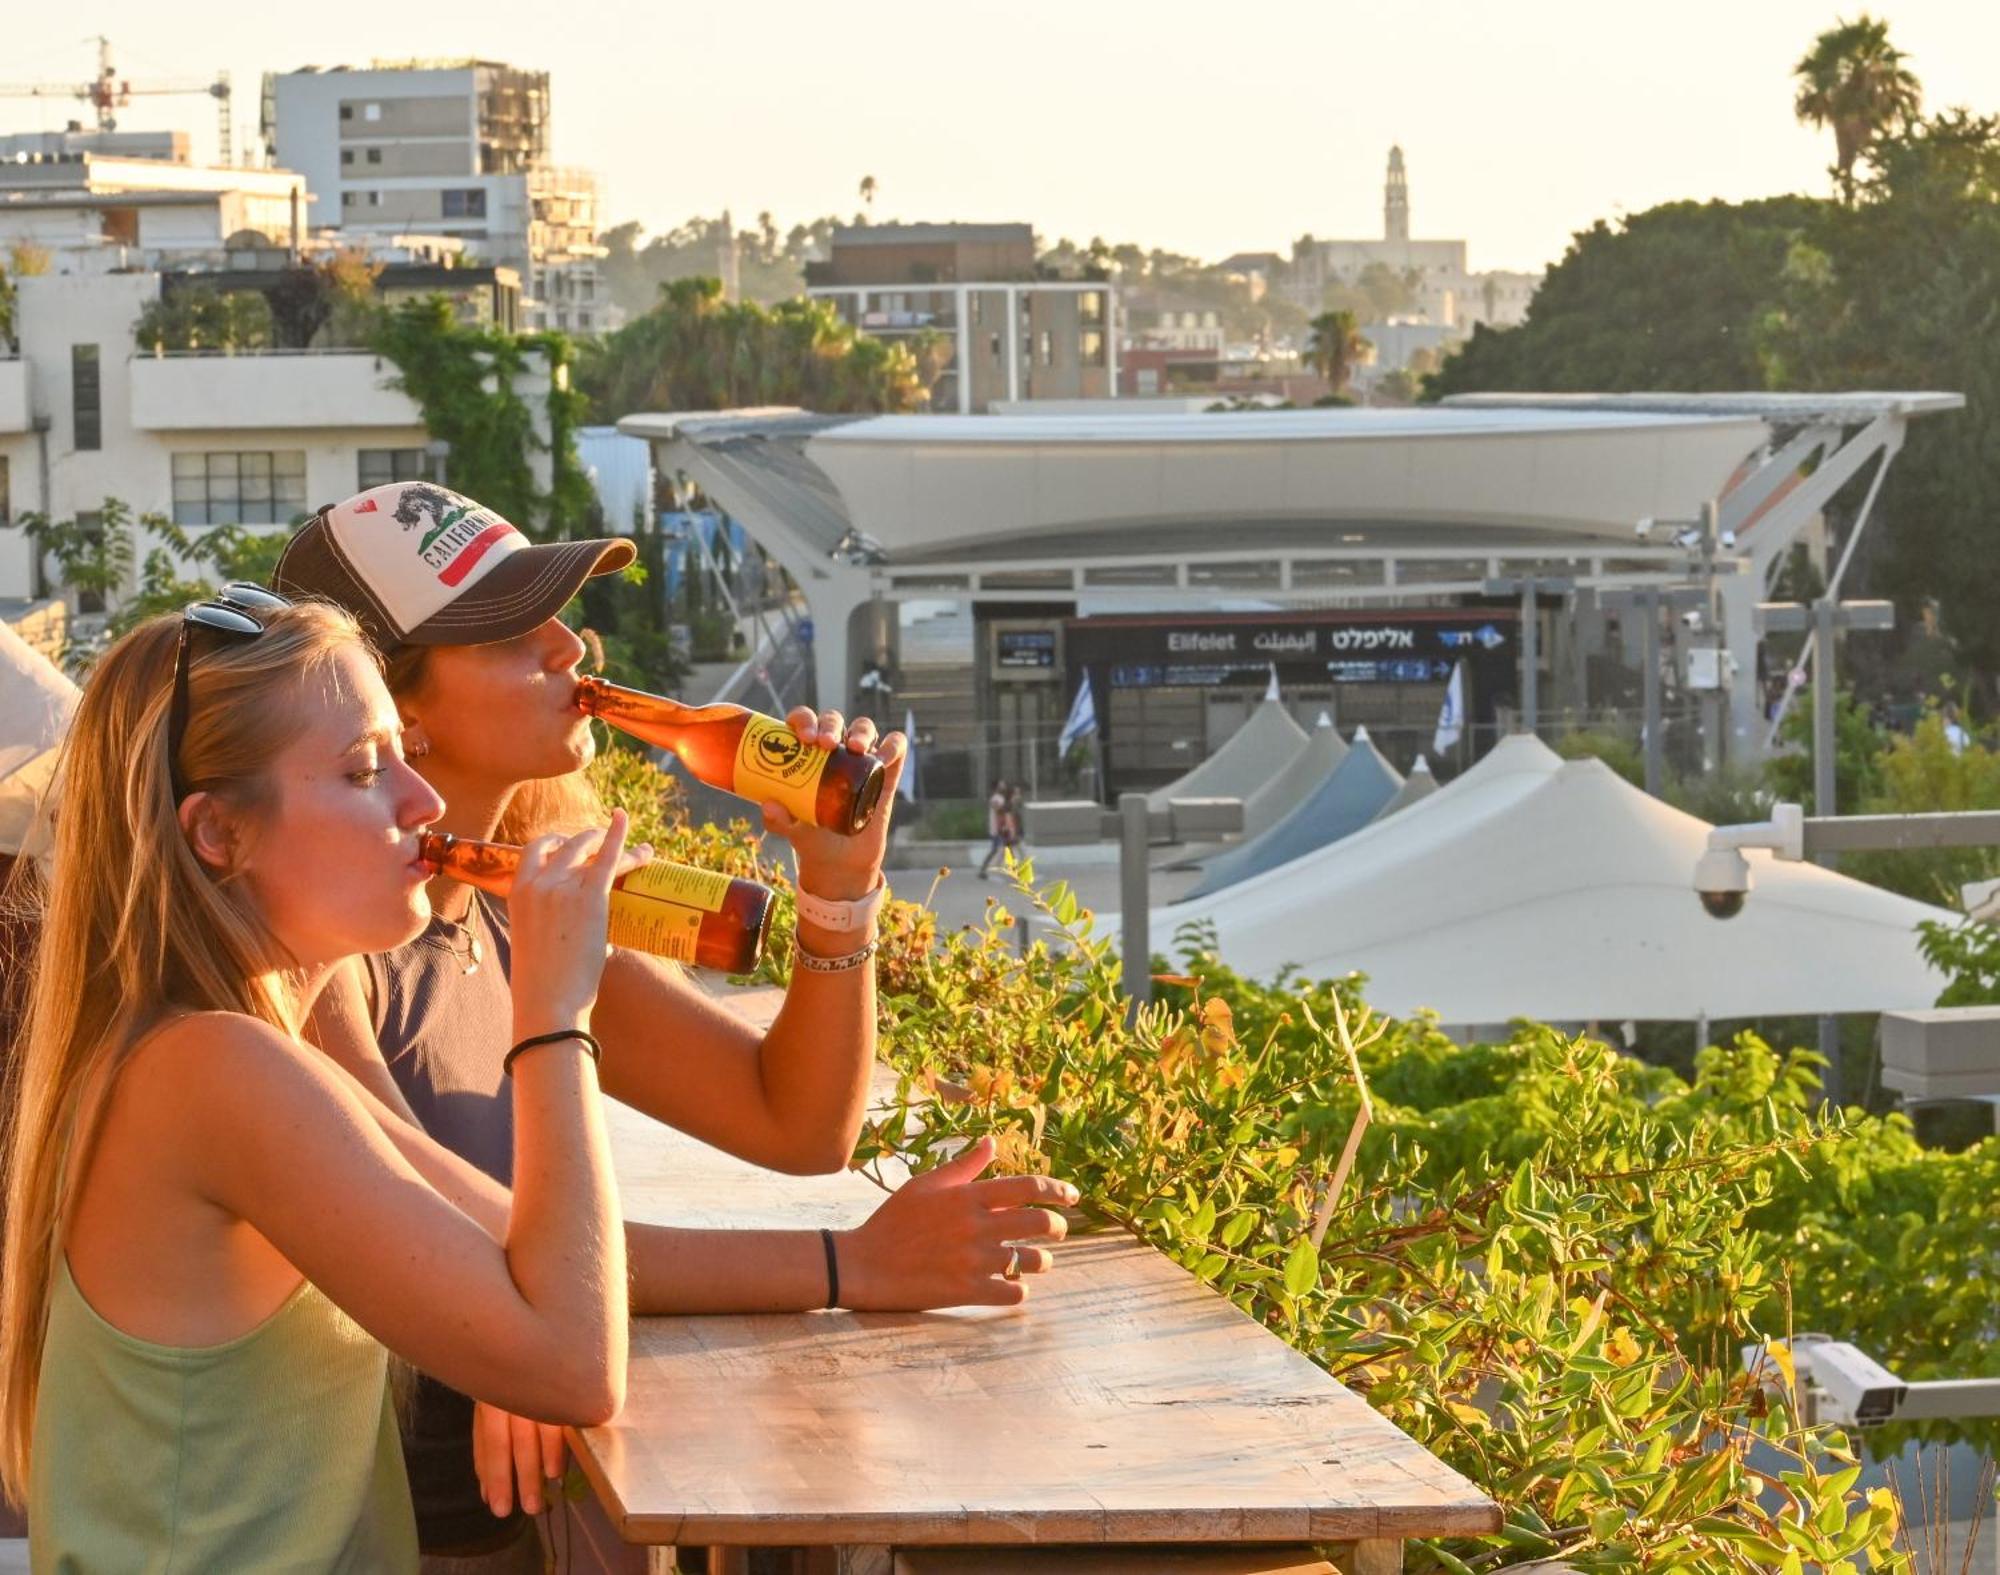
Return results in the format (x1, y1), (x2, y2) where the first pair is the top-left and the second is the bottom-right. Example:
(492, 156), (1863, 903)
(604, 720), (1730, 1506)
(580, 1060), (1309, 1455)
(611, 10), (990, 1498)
(1371, 754), (1437, 824)
(1185, 727), (1403, 899)
(1145, 695), (1307, 810)
(1130, 735), (1950, 1024)
(1238, 711), (1347, 839)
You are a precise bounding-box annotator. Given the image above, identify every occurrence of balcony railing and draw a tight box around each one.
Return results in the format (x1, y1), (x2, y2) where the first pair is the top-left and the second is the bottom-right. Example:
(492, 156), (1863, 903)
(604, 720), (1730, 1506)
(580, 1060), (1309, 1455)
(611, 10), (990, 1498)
(128, 350), (424, 432)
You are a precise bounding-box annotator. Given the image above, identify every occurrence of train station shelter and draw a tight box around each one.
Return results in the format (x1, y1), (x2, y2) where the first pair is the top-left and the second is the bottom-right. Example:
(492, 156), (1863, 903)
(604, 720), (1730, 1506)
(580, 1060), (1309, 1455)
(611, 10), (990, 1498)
(619, 395), (1960, 792)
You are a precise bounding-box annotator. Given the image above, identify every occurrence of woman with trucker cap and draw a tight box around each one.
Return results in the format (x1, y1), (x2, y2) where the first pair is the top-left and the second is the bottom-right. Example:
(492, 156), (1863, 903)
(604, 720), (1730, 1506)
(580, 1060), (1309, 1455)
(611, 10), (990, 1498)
(275, 483), (1074, 1571)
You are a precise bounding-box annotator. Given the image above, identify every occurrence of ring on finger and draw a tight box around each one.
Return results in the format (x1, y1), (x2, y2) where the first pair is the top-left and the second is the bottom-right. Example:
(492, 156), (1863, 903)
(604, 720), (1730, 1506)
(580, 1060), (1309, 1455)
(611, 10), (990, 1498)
(1002, 1247), (1022, 1281)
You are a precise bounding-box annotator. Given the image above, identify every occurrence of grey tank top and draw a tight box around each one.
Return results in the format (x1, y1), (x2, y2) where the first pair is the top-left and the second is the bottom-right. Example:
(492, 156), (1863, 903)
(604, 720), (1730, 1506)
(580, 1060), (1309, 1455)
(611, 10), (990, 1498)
(366, 891), (529, 1552)
(365, 891), (516, 1185)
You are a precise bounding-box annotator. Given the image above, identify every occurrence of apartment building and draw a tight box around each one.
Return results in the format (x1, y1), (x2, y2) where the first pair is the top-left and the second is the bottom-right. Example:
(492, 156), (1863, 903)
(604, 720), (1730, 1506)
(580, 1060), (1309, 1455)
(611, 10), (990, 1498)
(267, 61), (612, 334)
(806, 224), (1118, 412)
(0, 271), (551, 615)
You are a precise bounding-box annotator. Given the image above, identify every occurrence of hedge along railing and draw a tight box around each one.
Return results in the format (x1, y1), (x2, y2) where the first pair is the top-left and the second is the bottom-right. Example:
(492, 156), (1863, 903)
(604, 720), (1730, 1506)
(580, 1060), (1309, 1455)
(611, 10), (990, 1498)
(587, 747), (1988, 1573)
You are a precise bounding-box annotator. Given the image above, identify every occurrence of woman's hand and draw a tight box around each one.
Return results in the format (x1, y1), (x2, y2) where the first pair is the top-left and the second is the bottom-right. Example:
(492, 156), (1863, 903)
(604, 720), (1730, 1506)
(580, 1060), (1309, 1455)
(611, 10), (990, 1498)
(472, 1400), (565, 1518)
(836, 1137), (1079, 1309)
(507, 811), (649, 1029)
(761, 709), (907, 903)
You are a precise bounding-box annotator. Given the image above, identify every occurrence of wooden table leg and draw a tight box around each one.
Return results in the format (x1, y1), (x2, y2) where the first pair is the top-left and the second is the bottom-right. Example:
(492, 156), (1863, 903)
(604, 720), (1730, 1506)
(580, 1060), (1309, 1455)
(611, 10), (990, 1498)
(1348, 1539), (1402, 1575)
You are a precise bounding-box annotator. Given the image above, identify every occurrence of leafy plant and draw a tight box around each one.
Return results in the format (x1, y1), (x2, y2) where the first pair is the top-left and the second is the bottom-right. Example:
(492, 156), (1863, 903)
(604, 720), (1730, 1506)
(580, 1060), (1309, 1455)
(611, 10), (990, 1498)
(590, 748), (1997, 1571)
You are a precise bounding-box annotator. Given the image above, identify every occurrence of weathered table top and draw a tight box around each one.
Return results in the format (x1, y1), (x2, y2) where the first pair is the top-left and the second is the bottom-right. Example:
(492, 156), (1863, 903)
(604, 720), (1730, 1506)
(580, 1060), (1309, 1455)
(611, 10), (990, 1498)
(573, 1012), (1499, 1549)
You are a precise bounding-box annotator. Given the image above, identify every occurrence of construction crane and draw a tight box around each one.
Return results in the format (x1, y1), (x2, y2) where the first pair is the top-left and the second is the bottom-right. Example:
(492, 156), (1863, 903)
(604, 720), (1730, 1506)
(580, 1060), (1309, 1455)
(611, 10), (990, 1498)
(0, 37), (235, 164)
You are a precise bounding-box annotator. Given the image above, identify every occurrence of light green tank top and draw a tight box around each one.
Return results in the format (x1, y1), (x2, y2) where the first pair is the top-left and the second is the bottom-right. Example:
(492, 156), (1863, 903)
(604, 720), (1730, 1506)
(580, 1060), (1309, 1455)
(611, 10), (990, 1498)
(29, 1259), (418, 1573)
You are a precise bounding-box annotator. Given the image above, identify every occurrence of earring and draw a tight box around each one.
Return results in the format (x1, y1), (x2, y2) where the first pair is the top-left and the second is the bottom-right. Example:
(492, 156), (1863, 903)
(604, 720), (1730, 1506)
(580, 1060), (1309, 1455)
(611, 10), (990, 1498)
(405, 734), (431, 759)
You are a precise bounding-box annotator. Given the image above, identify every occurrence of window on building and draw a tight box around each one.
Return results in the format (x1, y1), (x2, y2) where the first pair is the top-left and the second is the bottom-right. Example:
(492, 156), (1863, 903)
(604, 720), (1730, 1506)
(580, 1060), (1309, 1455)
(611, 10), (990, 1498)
(364, 103), (381, 122)
(1039, 330), (1053, 367)
(442, 188), (487, 219)
(1080, 330), (1105, 367)
(71, 345), (101, 452)
(0, 454), (10, 528)
(171, 451), (308, 526)
(990, 332), (1003, 359)
(357, 448), (437, 492)
(366, 147), (382, 165)
(339, 104), (353, 122)
(340, 149), (354, 166)
(1079, 291), (1103, 323)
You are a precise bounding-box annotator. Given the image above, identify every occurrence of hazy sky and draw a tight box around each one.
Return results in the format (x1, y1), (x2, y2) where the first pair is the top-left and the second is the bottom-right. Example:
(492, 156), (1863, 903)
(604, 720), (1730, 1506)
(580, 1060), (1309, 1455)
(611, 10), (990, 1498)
(9, 1), (1999, 273)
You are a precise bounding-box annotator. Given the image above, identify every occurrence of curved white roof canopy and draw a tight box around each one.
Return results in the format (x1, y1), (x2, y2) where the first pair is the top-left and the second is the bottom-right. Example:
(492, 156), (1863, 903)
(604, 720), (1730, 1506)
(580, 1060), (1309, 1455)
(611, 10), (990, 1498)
(0, 621), (78, 857)
(798, 407), (1770, 563)
(1123, 736), (1950, 1024)
(1145, 695), (1306, 811)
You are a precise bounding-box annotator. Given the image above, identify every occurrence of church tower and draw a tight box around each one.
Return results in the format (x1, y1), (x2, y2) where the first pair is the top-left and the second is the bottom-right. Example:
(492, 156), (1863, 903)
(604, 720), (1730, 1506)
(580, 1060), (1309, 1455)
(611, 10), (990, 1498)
(1384, 145), (1410, 243)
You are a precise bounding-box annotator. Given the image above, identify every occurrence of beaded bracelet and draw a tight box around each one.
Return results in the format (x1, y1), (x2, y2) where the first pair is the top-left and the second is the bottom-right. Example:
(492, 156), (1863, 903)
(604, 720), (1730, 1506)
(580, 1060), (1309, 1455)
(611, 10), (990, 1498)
(793, 938), (879, 975)
(503, 1028), (603, 1076)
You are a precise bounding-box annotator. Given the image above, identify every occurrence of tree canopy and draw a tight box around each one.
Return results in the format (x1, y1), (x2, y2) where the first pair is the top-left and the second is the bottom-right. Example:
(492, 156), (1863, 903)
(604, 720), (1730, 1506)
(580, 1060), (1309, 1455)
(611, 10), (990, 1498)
(575, 276), (924, 420)
(1429, 109), (2000, 690)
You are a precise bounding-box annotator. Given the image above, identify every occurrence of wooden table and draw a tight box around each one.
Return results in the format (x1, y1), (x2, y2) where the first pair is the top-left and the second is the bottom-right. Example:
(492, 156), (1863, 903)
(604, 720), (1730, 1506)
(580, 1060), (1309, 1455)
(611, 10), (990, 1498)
(573, 1074), (1499, 1574)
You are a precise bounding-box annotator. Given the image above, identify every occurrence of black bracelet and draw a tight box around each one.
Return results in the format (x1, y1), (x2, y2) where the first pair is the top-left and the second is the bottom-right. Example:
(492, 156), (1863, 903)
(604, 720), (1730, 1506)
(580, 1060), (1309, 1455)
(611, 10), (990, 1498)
(819, 1227), (841, 1310)
(504, 1029), (603, 1077)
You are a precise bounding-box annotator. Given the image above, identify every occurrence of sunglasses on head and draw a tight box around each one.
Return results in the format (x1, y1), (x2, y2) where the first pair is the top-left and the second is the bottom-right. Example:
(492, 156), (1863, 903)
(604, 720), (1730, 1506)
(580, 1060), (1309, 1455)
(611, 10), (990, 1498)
(167, 582), (293, 802)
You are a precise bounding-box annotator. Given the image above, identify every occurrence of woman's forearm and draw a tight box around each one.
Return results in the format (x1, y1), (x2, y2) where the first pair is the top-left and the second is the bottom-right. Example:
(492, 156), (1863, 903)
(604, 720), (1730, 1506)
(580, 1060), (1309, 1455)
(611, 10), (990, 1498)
(506, 1019), (628, 1415)
(626, 1222), (836, 1314)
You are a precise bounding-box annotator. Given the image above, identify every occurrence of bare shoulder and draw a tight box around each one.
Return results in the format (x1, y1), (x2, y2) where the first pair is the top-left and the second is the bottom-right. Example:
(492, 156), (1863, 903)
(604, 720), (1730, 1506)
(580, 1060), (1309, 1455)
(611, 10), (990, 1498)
(121, 1009), (341, 1120)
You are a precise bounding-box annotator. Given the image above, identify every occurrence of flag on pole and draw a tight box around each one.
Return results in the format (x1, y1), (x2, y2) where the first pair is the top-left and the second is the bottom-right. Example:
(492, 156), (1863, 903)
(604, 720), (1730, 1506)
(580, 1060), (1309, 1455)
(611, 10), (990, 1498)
(1432, 660), (1465, 755)
(1058, 670), (1098, 755)
(1263, 662), (1281, 702)
(898, 707), (920, 804)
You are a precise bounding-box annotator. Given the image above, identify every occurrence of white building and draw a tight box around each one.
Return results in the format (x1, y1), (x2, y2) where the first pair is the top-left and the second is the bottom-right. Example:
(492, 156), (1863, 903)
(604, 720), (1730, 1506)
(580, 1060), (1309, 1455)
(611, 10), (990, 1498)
(0, 271), (549, 617)
(266, 61), (612, 335)
(0, 152), (307, 272)
(1288, 147), (1541, 334)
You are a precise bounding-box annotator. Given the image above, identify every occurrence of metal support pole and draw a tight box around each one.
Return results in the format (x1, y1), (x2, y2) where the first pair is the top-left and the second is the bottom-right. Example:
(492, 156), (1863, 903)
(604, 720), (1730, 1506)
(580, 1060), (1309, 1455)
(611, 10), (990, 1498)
(1119, 792), (1151, 1014)
(1641, 590), (1662, 798)
(1812, 594), (1841, 1102)
(1519, 581), (1538, 736)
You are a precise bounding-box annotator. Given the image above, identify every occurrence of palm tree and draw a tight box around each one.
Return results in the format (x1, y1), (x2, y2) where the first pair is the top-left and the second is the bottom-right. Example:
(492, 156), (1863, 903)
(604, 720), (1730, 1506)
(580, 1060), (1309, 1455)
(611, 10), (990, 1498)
(1303, 309), (1369, 395)
(1793, 15), (1922, 199)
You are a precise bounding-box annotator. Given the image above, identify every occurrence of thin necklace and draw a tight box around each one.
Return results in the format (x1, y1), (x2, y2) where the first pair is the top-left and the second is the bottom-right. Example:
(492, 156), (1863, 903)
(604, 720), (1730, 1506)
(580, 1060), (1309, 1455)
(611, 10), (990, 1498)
(433, 904), (483, 976)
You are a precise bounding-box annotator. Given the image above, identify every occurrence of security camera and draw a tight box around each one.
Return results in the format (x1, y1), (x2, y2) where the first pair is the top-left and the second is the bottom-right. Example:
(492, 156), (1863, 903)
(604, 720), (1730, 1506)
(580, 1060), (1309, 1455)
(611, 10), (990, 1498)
(1679, 609), (1706, 631)
(1808, 1341), (1908, 1426)
(1694, 845), (1751, 919)
(1719, 529), (1739, 550)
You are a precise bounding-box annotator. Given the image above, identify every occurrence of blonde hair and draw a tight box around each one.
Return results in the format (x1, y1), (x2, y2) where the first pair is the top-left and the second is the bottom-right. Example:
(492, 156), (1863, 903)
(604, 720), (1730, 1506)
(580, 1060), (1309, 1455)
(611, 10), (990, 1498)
(0, 601), (370, 1503)
(384, 643), (606, 843)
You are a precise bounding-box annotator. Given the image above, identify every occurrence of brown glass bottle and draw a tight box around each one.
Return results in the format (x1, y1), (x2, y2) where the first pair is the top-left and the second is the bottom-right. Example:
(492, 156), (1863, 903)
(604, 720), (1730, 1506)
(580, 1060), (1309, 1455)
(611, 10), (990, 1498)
(574, 675), (887, 836)
(420, 831), (776, 974)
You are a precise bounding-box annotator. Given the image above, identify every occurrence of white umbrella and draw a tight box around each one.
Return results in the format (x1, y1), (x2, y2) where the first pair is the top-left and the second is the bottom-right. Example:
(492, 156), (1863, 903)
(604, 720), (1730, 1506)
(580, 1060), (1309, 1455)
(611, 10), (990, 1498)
(0, 622), (78, 858)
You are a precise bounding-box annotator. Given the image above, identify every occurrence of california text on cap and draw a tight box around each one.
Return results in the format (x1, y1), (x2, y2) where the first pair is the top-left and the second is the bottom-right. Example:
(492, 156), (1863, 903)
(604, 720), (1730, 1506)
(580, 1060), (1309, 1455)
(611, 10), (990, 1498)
(271, 482), (636, 652)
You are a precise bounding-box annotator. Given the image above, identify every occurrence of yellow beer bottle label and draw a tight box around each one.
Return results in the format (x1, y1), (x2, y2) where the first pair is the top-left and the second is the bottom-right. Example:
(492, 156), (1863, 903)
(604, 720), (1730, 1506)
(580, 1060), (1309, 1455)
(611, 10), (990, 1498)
(606, 864), (733, 963)
(621, 862), (733, 913)
(734, 714), (829, 824)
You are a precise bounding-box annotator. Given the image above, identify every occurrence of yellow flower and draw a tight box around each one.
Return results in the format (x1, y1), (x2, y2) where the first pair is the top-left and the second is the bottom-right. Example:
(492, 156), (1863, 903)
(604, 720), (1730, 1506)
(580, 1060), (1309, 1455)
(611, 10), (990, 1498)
(1604, 1327), (1642, 1368)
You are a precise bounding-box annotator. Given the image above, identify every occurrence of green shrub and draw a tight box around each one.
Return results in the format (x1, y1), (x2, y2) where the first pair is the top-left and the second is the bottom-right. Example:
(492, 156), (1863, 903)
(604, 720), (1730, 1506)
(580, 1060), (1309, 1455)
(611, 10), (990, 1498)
(594, 750), (1990, 1572)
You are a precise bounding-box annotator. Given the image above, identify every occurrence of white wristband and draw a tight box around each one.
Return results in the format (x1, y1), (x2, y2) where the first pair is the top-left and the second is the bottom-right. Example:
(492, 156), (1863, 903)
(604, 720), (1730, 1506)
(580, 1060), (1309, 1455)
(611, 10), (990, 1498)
(795, 877), (888, 934)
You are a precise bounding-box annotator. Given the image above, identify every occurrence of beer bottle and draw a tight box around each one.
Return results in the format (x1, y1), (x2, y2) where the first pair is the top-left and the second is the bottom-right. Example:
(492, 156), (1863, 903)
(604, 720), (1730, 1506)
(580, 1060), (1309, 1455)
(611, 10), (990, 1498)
(574, 675), (887, 836)
(420, 831), (777, 975)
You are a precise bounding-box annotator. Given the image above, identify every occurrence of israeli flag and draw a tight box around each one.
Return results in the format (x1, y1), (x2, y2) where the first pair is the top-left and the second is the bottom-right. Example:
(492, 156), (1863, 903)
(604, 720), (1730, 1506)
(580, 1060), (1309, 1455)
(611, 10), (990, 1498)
(1059, 670), (1099, 754)
(898, 707), (920, 804)
(1432, 660), (1465, 755)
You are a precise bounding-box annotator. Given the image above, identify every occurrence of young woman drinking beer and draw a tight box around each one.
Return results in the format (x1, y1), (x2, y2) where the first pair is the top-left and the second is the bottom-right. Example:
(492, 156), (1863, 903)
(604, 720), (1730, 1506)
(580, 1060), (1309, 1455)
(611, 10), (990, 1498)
(275, 485), (1075, 1569)
(1, 592), (637, 1570)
